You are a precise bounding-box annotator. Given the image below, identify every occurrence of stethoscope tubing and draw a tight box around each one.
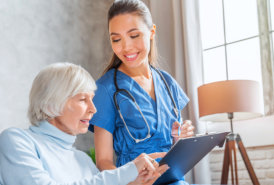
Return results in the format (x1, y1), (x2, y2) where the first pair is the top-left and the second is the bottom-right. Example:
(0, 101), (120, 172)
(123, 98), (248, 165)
(113, 65), (179, 143)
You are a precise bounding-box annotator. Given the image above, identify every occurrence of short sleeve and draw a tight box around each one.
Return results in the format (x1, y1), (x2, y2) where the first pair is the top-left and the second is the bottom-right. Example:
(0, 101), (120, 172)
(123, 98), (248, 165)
(174, 82), (189, 110)
(89, 83), (116, 134)
(159, 69), (189, 111)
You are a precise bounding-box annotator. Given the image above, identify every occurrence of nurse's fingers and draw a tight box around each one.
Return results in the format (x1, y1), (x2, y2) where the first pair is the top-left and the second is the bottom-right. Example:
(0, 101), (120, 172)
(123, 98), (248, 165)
(179, 129), (195, 138)
(172, 121), (181, 129)
(183, 120), (192, 125)
(147, 152), (167, 160)
(180, 126), (195, 133)
(181, 121), (194, 132)
(171, 122), (181, 138)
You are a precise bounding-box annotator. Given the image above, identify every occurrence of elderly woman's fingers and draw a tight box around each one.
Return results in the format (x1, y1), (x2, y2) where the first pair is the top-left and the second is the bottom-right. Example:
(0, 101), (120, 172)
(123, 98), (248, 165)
(134, 153), (156, 175)
(139, 169), (149, 176)
(142, 164), (170, 184)
(134, 152), (168, 182)
(157, 164), (169, 176)
(145, 157), (159, 179)
(149, 158), (159, 168)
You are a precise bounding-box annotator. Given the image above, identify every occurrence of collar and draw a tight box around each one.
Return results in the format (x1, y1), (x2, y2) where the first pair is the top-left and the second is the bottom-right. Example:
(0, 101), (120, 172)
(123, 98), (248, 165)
(30, 120), (76, 149)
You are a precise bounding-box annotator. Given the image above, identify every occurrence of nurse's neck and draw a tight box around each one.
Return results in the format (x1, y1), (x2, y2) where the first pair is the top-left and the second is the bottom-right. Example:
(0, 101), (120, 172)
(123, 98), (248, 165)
(119, 63), (152, 80)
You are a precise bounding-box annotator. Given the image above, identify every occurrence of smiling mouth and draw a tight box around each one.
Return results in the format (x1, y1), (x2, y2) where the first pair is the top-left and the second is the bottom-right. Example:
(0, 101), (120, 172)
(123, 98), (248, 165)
(124, 53), (138, 61)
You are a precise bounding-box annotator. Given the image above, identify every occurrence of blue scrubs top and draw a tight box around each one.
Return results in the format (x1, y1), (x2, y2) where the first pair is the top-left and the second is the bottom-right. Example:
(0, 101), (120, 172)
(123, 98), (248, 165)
(89, 67), (189, 168)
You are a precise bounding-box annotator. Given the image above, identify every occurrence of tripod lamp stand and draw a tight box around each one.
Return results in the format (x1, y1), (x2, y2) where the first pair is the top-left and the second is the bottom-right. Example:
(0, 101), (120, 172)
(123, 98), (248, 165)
(197, 80), (264, 185)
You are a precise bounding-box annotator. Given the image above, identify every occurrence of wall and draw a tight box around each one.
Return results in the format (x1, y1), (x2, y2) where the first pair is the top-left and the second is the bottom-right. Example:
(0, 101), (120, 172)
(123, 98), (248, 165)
(207, 115), (274, 184)
(0, 0), (113, 152)
(210, 145), (274, 185)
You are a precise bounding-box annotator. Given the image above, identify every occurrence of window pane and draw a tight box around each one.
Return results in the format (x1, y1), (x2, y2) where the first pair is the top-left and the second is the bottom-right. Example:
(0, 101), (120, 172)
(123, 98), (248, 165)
(203, 47), (227, 83)
(270, 0), (274, 30)
(199, 0), (224, 49)
(224, 0), (259, 43)
(227, 38), (262, 83)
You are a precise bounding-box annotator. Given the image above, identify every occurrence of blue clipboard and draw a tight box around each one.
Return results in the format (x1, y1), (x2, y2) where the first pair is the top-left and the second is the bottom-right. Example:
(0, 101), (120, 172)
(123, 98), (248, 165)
(154, 131), (229, 185)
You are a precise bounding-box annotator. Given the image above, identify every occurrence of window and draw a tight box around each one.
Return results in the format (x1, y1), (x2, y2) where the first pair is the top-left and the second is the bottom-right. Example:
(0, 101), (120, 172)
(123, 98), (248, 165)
(199, 0), (274, 115)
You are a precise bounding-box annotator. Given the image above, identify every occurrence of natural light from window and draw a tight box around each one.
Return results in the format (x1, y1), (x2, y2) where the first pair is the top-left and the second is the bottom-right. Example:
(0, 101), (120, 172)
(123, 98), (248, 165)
(199, 0), (262, 86)
(224, 0), (259, 43)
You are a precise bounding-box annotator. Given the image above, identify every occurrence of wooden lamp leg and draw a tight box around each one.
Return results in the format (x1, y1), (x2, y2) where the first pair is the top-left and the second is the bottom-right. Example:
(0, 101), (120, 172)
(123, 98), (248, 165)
(221, 135), (238, 185)
(236, 135), (260, 185)
(221, 140), (230, 184)
(220, 134), (260, 185)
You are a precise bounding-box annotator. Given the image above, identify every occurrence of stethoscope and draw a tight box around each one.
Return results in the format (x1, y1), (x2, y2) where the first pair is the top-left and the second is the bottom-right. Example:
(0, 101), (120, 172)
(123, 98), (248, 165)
(113, 65), (179, 143)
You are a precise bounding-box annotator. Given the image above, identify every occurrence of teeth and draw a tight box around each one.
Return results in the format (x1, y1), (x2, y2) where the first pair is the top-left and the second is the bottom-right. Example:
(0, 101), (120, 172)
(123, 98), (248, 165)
(126, 54), (137, 58)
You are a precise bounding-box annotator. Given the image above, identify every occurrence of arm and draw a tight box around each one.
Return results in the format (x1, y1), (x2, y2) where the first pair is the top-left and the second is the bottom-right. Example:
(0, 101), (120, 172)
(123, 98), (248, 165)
(93, 126), (170, 185)
(94, 126), (117, 170)
(0, 128), (138, 185)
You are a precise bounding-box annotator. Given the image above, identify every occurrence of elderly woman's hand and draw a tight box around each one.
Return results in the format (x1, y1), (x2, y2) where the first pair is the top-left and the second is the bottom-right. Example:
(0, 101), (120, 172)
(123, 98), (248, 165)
(130, 152), (169, 185)
(172, 120), (195, 143)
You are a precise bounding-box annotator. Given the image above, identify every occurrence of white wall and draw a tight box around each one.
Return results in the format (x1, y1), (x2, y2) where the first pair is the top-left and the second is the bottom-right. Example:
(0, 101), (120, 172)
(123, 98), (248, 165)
(0, 0), (113, 151)
(207, 115), (274, 148)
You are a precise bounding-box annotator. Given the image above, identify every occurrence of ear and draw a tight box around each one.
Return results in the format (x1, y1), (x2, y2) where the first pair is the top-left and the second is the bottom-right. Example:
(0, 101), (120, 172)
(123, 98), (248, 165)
(150, 24), (156, 40)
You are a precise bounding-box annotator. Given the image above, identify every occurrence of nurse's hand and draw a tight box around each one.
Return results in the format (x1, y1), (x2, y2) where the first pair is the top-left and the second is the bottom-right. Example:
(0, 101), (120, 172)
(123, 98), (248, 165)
(171, 120), (195, 143)
(130, 152), (169, 185)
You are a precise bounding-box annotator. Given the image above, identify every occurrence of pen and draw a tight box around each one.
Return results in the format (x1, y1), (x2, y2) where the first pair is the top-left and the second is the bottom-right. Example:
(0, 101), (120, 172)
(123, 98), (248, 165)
(178, 117), (183, 136)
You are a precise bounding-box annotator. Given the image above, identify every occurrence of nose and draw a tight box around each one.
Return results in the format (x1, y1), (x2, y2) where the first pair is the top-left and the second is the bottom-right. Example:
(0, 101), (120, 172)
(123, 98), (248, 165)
(122, 38), (132, 51)
(88, 99), (97, 114)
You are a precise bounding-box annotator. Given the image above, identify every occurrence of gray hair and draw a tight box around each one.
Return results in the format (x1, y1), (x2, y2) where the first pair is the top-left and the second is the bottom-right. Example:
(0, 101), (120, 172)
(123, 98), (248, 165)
(28, 63), (96, 126)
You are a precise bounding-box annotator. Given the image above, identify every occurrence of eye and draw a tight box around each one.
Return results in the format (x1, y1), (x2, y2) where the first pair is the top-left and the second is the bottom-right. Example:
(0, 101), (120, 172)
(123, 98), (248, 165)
(130, 34), (139, 39)
(112, 39), (121, 43)
(111, 37), (121, 43)
(80, 98), (86, 101)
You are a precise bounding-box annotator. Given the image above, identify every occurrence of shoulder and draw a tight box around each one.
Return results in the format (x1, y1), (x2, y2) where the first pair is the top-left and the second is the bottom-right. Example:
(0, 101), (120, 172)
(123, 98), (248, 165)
(154, 68), (177, 87)
(0, 127), (27, 142)
(96, 69), (115, 86)
(0, 127), (33, 150)
(154, 67), (189, 108)
(95, 69), (116, 94)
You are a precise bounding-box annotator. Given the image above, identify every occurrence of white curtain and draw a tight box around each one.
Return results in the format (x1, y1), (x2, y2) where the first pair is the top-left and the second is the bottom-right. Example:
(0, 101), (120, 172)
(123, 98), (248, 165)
(149, 0), (211, 183)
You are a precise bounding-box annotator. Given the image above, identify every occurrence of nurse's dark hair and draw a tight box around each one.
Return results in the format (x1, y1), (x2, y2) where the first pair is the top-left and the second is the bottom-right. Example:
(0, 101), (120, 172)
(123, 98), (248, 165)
(103, 0), (158, 74)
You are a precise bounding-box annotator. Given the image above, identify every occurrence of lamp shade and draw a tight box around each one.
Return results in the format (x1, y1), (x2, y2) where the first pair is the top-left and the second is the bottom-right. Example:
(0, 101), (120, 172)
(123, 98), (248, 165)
(198, 80), (264, 122)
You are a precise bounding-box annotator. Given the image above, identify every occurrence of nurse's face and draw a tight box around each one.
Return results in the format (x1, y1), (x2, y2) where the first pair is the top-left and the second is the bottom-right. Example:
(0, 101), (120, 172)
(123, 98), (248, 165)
(49, 92), (97, 136)
(109, 13), (155, 69)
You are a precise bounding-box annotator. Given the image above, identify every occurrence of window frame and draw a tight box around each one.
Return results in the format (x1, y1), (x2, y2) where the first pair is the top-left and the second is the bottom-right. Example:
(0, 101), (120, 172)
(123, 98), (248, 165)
(199, 0), (274, 116)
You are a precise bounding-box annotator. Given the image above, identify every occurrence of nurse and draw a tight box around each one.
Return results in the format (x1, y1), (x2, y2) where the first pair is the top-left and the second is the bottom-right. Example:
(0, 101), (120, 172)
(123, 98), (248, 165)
(89, 0), (195, 184)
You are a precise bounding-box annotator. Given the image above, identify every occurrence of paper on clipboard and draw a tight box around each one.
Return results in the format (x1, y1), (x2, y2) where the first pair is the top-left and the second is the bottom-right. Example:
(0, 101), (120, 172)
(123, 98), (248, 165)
(154, 132), (230, 185)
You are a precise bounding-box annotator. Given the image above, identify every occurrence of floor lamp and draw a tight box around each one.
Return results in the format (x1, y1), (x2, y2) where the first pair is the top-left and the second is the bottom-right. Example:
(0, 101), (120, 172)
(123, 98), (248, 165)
(197, 80), (264, 185)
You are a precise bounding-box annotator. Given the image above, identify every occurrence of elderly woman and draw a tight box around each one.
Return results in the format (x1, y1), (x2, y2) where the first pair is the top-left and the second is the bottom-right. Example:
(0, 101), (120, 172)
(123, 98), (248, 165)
(0, 63), (168, 185)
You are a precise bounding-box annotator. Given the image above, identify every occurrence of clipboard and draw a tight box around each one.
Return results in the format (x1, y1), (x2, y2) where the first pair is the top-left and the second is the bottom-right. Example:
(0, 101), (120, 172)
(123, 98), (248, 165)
(154, 131), (229, 185)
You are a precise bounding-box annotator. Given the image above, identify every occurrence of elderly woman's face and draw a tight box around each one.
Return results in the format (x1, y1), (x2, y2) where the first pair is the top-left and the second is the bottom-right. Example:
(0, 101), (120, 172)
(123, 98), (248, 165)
(50, 92), (96, 135)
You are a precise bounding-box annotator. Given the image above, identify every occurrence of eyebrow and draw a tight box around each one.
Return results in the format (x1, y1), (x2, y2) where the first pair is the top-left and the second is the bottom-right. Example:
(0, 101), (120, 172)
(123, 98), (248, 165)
(110, 28), (139, 36)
